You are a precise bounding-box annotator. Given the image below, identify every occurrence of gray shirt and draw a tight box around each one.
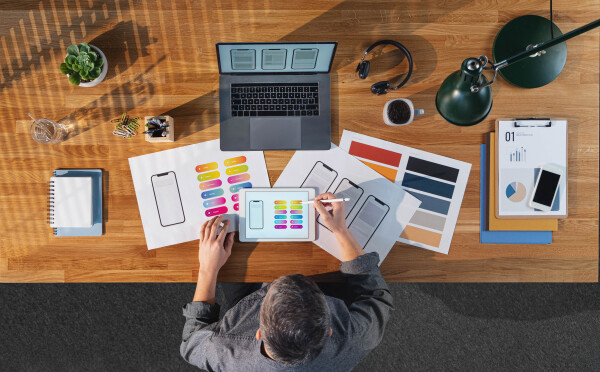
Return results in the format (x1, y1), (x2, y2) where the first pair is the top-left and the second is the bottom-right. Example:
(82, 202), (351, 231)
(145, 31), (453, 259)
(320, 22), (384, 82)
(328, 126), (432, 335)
(180, 252), (393, 371)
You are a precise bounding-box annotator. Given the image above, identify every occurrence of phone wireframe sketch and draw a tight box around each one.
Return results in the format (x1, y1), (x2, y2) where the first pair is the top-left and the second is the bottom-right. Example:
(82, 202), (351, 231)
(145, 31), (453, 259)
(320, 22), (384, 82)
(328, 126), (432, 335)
(347, 195), (390, 248)
(150, 171), (185, 227)
(300, 161), (338, 195)
(248, 200), (264, 229)
(317, 178), (364, 230)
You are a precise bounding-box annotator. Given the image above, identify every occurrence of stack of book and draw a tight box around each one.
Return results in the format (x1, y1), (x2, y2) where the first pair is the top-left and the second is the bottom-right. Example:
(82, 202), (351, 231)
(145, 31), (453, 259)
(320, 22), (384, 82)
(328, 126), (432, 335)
(480, 133), (556, 244)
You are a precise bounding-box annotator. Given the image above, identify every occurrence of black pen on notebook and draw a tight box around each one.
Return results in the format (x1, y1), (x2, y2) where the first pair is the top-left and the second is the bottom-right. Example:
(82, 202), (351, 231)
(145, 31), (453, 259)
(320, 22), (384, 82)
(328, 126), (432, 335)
(300, 198), (350, 205)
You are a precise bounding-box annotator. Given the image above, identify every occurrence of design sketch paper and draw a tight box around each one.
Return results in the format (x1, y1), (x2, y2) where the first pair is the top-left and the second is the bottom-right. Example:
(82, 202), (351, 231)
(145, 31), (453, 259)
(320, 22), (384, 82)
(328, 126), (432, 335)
(274, 145), (421, 264)
(339, 130), (471, 254)
(129, 140), (270, 250)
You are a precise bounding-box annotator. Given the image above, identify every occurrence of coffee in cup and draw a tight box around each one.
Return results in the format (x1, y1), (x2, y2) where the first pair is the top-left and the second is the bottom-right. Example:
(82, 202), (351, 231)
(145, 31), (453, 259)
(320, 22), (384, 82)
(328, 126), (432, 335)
(383, 98), (424, 126)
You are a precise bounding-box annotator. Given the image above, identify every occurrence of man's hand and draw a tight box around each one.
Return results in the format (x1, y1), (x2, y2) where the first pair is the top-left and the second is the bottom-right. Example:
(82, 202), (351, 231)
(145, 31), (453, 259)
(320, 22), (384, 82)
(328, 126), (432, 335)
(314, 192), (364, 262)
(313, 192), (347, 234)
(198, 215), (235, 277)
(194, 215), (234, 303)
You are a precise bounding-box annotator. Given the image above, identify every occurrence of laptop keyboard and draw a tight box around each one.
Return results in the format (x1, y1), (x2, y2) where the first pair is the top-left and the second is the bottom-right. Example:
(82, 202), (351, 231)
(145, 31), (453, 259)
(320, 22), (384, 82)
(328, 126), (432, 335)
(230, 83), (319, 117)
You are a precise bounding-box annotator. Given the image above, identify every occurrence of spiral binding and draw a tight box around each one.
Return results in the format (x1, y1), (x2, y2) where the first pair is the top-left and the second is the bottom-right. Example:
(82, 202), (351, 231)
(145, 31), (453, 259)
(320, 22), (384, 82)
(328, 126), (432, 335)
(47, 179), (55, 224)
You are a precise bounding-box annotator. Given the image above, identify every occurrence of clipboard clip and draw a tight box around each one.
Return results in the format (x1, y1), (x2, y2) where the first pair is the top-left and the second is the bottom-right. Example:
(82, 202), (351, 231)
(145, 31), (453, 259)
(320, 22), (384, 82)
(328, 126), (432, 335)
(514, 118), (552, 127)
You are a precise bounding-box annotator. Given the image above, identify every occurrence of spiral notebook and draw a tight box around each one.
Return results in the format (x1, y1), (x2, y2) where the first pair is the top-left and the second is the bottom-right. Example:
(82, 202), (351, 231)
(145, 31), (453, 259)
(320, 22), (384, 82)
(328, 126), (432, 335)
(49, 169), (103, 237)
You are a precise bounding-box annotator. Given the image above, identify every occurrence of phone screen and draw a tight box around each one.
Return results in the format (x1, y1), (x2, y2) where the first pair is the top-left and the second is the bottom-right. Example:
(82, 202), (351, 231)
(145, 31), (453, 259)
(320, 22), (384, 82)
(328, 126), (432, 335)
(301, 161), (337, 195)
(348, 196), (389, 248)
(249, 200), (264, 229)
(151, 172), (185, 227)
(533, 170), (561, 207)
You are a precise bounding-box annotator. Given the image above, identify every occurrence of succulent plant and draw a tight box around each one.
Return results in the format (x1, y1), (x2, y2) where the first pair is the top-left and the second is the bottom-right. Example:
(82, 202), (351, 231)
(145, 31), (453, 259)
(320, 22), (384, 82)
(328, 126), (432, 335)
(60, 43), (104, 86)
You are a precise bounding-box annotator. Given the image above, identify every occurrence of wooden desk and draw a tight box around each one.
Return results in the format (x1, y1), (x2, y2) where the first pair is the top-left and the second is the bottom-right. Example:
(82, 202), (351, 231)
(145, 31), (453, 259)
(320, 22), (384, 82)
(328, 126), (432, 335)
(0, 0), (597, 282)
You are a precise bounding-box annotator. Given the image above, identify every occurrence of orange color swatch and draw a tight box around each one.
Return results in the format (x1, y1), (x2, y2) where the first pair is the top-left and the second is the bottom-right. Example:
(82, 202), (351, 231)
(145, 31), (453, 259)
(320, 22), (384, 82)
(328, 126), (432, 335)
(400, 225), (442, 248)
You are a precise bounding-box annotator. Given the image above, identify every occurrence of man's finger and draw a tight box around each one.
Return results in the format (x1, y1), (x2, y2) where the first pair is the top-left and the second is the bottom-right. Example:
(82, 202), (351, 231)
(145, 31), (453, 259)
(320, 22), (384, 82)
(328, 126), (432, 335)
(209, 215), (224, 240)
(199, 220), (209, 240)
(314, 199), (329, 217)
(218, 219), (230, 242)
(225, 232), (234, 254)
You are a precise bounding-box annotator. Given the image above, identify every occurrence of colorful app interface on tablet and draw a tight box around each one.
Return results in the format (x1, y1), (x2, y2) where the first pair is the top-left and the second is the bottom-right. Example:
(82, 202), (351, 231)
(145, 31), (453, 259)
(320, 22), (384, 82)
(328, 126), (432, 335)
(245, 190), (309, 239)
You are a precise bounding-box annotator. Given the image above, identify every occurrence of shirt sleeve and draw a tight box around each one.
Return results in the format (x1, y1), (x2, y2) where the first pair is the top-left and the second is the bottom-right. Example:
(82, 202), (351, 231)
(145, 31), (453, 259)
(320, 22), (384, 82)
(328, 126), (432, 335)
(180, 301), (220, 367)
(340, 252), (394, 351)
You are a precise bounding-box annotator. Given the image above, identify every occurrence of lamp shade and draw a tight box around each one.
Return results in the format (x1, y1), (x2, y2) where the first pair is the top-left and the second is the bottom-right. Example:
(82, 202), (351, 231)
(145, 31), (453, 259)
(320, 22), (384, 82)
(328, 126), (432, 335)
(435, 58), (493, 126)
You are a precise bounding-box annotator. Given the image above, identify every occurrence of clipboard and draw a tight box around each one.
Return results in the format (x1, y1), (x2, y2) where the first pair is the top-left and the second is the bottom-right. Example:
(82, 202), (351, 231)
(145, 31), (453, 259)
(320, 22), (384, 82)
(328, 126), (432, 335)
(495, 118), (568, 219)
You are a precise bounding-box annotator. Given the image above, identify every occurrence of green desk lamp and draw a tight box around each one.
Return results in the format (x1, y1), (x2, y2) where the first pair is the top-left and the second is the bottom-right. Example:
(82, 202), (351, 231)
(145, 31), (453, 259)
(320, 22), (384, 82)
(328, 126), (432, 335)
(436, 18), (600, 126)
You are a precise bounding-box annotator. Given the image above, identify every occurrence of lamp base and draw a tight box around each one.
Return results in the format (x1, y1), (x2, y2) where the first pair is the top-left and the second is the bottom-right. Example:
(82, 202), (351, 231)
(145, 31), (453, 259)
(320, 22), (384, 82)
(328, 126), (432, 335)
(493, 15), (567, 88)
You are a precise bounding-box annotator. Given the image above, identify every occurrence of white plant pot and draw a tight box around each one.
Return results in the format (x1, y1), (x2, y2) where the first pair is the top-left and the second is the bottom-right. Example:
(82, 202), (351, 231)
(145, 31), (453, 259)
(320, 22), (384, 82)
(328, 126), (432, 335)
(66, 45), (108, 88)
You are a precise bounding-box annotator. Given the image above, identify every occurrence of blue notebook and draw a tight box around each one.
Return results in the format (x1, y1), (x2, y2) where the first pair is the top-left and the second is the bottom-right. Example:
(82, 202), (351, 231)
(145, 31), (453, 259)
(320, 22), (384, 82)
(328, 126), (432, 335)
(480, 145), (551, 244)
(52, 169), (103, 237)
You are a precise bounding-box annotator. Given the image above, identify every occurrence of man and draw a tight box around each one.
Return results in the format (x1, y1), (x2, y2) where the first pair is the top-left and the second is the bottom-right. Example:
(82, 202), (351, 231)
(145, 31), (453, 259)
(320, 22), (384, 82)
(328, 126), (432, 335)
(181, 193), (394, 371)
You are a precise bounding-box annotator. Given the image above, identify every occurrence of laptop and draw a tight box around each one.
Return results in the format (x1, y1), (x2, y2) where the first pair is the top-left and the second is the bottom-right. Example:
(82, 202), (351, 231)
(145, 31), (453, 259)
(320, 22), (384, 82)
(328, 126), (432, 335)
(217, 42), (337, 151)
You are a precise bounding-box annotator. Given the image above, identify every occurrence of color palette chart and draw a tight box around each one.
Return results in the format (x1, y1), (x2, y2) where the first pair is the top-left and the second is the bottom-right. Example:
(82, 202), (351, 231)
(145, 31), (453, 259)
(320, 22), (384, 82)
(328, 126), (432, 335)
(196, 156), (252, 217)
(339, 130), (471, 254)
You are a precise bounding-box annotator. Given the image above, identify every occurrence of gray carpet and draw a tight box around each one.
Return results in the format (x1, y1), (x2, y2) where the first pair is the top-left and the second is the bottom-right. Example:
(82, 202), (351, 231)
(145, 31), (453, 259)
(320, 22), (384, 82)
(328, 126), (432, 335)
(1, 283), (600, 371)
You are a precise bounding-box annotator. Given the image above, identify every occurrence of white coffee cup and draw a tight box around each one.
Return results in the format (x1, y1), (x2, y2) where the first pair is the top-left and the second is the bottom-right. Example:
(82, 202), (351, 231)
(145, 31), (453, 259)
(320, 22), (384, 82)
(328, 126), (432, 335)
(383, 98), (424, 126)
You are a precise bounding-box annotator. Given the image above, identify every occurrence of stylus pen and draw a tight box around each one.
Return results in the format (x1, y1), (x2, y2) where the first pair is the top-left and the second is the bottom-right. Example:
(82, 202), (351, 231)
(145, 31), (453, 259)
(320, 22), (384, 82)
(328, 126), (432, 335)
(300, 198), (350, 204)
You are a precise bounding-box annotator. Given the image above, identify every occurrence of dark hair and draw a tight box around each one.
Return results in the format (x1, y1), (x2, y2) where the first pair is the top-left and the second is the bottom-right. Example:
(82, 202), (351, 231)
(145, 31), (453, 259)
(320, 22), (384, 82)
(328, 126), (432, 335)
(259, 274), (331, 366)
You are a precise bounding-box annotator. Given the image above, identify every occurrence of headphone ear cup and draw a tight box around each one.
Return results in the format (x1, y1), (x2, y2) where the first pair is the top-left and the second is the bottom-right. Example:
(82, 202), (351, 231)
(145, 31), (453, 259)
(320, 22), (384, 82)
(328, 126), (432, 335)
(357, 61), (370, 79)
(371, 81), (390, 95)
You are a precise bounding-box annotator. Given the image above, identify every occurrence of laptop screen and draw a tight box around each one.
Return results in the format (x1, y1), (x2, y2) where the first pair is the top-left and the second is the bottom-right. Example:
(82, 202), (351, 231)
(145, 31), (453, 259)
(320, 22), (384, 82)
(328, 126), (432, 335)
(216, 42), (337, 74)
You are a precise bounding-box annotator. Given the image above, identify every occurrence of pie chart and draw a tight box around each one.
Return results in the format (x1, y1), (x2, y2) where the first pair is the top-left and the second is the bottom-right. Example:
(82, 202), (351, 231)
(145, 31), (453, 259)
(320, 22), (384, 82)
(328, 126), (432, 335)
(505, 182), (527, 202)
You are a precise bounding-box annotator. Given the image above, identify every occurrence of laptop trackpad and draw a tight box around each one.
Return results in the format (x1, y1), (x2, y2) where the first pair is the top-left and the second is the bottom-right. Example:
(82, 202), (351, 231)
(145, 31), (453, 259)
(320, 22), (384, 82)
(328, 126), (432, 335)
(250, 117), (301, 150)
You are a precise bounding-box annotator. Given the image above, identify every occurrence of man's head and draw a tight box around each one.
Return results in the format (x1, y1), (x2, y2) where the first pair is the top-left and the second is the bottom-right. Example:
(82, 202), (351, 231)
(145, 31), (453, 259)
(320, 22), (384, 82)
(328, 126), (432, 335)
(257, 274), (331, 366)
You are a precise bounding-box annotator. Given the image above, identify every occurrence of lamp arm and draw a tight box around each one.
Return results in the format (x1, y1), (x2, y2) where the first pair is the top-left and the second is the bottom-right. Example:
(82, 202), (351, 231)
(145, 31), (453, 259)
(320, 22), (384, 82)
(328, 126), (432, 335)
(471, 18), (600, 93)
(492, 18), (600, 70)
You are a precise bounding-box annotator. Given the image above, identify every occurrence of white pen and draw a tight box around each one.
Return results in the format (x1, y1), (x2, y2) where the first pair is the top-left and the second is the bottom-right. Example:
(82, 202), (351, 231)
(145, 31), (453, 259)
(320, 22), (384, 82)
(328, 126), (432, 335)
(300, 198), (350, 204)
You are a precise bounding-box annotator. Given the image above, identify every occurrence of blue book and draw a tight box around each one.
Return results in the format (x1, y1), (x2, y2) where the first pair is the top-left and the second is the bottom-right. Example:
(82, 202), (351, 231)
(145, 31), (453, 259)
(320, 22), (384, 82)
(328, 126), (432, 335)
(480, 145), (551, 244)
(52, 169), (103, 237)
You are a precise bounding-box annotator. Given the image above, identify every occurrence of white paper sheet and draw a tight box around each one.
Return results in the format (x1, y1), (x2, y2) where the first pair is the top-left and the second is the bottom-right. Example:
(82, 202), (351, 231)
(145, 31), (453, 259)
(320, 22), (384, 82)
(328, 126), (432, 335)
(274, 145), (421, 264)
(339, 130), (471, 255)
(129, 140), (270, 250)
(497, 120), (567, 217)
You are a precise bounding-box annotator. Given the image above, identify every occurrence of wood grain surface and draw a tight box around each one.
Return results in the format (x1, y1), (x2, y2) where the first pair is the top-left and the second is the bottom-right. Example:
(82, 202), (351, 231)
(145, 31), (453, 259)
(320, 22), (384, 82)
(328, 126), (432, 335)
(0, 0), (597, 282)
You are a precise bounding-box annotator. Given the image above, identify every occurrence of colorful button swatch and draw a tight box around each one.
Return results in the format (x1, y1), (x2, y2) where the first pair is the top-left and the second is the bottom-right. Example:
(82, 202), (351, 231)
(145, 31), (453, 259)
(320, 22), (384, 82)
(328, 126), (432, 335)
(197, 171), (220, 182)
(196, 162), (218, 173)
(230, 182), (252, 193)
(196, 162), (227, 217)
(203, 197), (226, 208)
(198, 179), (222, 190)
(201, 189), (224, 199)
(224, 156), (246, 167)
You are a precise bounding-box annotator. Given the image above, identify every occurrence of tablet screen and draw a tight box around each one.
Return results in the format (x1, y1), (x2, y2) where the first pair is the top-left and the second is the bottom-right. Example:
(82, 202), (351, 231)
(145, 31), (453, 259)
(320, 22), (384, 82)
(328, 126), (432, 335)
(244, 190), (310, 239)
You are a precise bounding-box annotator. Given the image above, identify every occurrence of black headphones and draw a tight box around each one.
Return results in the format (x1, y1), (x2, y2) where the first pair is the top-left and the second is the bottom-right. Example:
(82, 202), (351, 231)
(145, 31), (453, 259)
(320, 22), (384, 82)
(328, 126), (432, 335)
(356, 40), (414, 95)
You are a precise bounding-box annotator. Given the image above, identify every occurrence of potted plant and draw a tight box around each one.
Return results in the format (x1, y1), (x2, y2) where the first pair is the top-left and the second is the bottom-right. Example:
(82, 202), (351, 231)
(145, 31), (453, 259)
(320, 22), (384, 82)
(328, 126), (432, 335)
(60, 43), (108, 87)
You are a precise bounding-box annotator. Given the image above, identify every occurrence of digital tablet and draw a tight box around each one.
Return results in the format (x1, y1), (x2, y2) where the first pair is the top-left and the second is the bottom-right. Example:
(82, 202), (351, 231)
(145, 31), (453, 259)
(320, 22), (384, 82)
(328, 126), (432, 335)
(239, 188), (316, 242)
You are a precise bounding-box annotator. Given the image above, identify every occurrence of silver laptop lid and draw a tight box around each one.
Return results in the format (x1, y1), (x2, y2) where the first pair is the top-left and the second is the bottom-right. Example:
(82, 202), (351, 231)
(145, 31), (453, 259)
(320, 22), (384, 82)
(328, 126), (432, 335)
(216, 42), (337, 74)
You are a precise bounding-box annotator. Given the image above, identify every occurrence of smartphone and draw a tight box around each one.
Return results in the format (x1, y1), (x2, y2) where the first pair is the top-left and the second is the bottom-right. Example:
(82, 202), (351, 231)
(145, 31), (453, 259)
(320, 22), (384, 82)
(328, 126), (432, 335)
(301, 161), (338, 195)
(249, 200), (264, 229)
(317, 178), (364, 229)
(529, 165), (563, 211)
(151, 172), (185, 227)
(347, 195), (390, 248)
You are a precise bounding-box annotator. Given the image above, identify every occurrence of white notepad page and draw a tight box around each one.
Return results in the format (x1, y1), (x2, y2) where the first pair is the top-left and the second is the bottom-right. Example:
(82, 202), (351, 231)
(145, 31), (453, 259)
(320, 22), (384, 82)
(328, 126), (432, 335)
(50, 177), (93, 228)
